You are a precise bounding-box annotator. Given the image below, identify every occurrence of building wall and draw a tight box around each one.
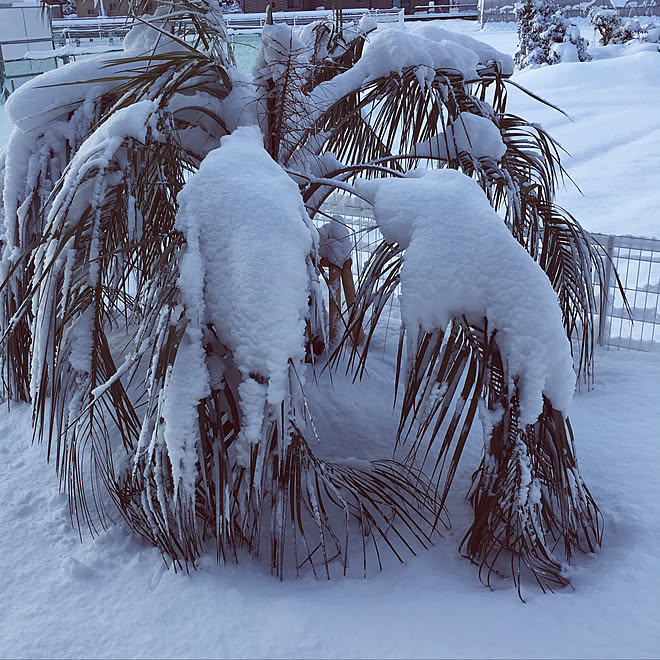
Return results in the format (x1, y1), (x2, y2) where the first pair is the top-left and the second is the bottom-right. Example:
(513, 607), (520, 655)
(239, 0), (479, 12)
(241, 0), (394, 12)
(75, 0), (131, 17)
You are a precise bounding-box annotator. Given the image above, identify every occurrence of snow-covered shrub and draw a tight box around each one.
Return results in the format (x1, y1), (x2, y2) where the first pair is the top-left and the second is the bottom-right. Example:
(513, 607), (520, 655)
(515, 0), (591, 68)
(589, 8), (644, 45)
(0, 1), (604, 596)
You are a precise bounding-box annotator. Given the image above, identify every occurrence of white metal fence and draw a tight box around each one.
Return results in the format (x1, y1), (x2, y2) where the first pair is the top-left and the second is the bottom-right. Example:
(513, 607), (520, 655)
(321, 195), (660, 352)
(224, 8), (405, 30)
(50, 8), (404, 42)
(591, 232), (660, 351)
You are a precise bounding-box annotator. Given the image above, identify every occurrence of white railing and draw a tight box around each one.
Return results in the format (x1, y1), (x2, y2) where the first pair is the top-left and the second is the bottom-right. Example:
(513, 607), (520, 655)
(410, 2), (479, 19)
(591, 232), (660, 351)
(51, 9), (404, 43)
(224, 8), (405, 31)
(52, 17), (132, 46)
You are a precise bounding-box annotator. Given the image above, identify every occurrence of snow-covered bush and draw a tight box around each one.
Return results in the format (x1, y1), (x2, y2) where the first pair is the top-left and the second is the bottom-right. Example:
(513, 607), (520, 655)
(515, 0), (591, 68)
(0, 0), (604, 597)
(590, 8), (660, 45)
(590, 8), (642, 45)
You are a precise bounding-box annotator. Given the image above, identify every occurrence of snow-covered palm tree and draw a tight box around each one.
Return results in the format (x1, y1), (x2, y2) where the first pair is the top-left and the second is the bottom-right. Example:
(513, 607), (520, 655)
(0, 0), (603, 597)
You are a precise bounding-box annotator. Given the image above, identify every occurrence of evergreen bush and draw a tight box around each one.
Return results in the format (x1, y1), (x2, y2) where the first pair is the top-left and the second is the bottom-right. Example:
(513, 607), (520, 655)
(515, 0), (591, 68)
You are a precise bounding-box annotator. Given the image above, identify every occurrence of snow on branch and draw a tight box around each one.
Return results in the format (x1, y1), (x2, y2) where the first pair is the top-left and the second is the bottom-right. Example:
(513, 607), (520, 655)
(358, 168), (575, 424)
(175, 125), (316, 467)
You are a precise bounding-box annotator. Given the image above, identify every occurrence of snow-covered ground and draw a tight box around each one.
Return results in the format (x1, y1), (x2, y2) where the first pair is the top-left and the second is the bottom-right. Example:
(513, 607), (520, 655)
(1, 19), (659, 659)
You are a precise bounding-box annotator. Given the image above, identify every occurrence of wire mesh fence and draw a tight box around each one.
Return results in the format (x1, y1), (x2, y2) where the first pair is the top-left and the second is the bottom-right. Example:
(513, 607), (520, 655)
(319, 195), (660, 352)
(322, 194), (380, 281)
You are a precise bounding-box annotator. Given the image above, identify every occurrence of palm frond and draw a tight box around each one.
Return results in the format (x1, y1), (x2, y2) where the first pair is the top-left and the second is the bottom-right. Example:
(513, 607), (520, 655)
(461, 394), (601, 599)
(396, 317), (601, 596)
(301, 63), (613, 386)
(112, 273), (440, 574)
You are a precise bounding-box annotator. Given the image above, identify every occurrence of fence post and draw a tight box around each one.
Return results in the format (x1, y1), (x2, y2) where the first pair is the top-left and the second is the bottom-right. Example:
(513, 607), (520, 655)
(598, 234), (616, 347)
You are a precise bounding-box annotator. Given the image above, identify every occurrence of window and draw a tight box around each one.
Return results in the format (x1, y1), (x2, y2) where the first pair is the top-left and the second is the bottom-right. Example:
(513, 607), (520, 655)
(287, 0), (302, 8)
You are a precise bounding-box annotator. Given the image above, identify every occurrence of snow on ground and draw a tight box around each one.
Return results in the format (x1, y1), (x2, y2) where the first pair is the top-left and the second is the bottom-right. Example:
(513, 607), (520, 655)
(1, 348), (659, 658)
(1, 19), (660, 660)
(444, 20), (660, 239)
(508, 47), (660, 239)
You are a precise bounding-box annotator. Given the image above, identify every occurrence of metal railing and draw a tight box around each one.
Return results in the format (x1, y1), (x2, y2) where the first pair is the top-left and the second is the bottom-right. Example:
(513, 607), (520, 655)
(408, 2), (479, 20)
(591, 232), (660, 351)
(322, 195), (380, 279)
(224, 8), (405, 30)
(50, 8), (405, 42)
(52, 17), (132, 46)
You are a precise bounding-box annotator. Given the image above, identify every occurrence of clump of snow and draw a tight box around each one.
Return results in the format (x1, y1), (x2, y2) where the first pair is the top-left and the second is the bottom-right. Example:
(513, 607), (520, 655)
(550, 40), (579, 63)
(407, 22), (515, 75)
(4, 56), (115, 132)
(122, 7), (175, 55)
(297, 14), (377, 63)
(311, 27), (481, 119)
(448, 112), (506, 158)
(358, 168), (575, 424)
(46, 99), (159, 227)
(253, 22), (309, 81)
(318, 217), (352, 266)
(67, 308), (94, 375)
(161, 327), (211, 502)
(357, 28), (481, 80)
(175, 125), (314, 464)
(412, 111), (506, 161)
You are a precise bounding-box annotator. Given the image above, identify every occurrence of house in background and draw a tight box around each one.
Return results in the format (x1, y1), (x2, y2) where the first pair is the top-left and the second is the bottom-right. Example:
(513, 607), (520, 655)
(75, 0), (132, 17)
(71, 0), (475, 17)
(240, 0), (395, 12)
(238, 0), (474, 15)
